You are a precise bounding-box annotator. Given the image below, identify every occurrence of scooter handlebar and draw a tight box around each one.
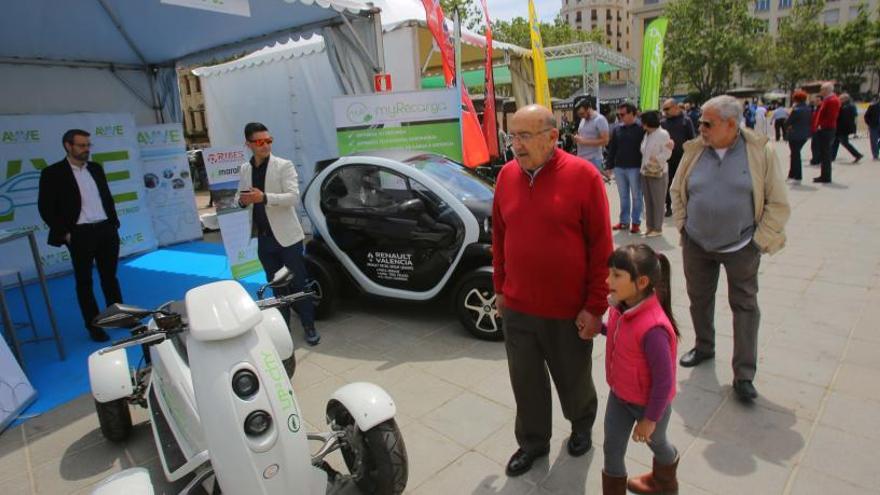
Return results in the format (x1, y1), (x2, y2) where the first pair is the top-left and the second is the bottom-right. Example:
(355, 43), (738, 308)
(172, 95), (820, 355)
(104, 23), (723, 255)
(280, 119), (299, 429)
(255, 288), (318, 310)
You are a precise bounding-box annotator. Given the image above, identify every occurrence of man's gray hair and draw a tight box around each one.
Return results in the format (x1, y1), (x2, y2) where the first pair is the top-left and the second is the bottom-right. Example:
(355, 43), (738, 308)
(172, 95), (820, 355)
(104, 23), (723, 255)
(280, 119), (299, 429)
(702, 95), (742, 122)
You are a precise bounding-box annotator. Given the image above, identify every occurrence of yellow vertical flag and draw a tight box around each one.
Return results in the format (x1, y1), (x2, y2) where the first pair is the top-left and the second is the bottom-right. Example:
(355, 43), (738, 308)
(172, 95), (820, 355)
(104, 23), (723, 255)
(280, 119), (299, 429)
(528, 0), (551, 107)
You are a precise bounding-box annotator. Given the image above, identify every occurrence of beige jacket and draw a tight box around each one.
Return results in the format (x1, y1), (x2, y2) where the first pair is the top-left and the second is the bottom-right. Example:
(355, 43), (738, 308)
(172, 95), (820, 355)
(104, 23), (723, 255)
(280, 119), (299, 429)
(670, 128), (790, 254)
(235, 154), (304, 247)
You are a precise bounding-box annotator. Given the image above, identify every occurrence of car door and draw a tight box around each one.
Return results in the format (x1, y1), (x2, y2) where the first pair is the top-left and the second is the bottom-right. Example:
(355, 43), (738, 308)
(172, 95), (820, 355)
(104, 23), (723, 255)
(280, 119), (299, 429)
(319, 164), (463, 291)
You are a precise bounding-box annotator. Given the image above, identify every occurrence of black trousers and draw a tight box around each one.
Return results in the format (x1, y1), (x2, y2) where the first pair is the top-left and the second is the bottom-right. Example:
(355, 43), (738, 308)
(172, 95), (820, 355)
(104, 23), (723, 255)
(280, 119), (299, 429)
(788, 139), (807, 180)
(257, 234), (315, 330)
(832, 133), (863, 161)
(665, 150), (683, 211)
(67, 220), (122, 332)
(814, 129), (835, 181)
(774, 119), (787, 141)
(503, 307), (597, 453)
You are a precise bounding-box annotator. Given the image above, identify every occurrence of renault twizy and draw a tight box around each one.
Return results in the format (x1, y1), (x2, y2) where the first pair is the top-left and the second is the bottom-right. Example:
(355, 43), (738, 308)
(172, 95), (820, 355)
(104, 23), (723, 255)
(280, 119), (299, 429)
(302, 151), (501, 340)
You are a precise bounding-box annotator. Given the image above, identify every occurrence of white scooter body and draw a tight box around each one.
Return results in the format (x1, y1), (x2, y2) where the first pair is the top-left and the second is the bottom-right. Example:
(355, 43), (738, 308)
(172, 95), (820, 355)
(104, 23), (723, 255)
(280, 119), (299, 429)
(88, 277), (402, 494)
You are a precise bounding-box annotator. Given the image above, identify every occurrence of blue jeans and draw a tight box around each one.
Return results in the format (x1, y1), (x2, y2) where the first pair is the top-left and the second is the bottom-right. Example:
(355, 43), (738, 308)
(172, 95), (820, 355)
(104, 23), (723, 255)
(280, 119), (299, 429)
(870, 126), (879, 159)
(257, 235), (316, 330)
(613, 167), (643, 225)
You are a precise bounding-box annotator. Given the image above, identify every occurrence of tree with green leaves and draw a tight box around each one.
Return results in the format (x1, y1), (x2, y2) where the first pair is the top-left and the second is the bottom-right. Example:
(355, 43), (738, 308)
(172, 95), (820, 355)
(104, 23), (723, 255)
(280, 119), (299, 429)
(663, 0), (764, 103)
(757, 0), (828, 93)
(822, 4), (875, 95)
(439, 0), (483, 31)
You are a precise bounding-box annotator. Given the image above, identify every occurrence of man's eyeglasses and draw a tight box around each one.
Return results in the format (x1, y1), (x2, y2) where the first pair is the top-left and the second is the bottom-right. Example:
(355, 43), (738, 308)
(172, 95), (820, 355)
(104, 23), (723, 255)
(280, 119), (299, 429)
(698, 120), (713, 129)
(248, 138), (274, 146)
(510, 128), (553, 141)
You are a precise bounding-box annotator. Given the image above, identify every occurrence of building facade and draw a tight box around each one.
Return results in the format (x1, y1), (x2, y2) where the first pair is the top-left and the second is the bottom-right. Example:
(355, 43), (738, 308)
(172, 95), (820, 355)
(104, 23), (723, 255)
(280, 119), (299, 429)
(177, 68), (209, 146)
(560, 0), (634, 80)
(630, 0), (879, 93)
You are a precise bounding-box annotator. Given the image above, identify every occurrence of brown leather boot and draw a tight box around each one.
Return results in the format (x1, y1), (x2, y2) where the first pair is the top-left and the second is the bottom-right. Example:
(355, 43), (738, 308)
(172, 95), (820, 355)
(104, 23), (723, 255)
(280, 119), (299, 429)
(626, 457), (679, 494)
(602, 471), (627, 495)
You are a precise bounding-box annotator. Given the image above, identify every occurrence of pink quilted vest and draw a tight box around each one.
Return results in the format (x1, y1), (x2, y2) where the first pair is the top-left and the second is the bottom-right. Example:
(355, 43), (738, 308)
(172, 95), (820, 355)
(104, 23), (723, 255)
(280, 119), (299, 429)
(605, 294), (677, 406)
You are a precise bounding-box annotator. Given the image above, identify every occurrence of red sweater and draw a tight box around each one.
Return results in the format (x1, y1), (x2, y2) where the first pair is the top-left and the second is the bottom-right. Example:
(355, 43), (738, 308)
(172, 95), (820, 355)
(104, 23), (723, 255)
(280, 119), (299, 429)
(492, 149), (613, 319)
(812, 93), (840, 133)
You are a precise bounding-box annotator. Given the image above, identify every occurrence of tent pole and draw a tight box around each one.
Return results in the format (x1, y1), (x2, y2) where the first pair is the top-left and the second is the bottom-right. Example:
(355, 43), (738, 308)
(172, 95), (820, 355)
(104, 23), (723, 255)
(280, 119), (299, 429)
(372, 9), (385, 72)
(96, 0), (148, 66)
(339, 13), (380, 72)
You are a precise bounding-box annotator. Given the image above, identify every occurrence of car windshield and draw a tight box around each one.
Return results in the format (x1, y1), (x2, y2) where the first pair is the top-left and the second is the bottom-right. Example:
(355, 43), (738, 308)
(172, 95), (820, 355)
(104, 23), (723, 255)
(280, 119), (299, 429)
(405, 156), (494, 203)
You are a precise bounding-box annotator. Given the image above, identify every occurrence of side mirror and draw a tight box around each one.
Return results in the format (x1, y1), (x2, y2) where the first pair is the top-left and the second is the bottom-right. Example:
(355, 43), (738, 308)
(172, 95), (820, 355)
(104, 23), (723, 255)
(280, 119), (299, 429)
(398, 198), (425, 215)
(269, 267), (293, 288)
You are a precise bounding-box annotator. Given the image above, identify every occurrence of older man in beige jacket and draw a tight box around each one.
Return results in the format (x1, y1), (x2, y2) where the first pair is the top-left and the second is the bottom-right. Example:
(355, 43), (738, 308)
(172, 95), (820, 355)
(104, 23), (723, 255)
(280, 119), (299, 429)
(670, 95), (790, 401)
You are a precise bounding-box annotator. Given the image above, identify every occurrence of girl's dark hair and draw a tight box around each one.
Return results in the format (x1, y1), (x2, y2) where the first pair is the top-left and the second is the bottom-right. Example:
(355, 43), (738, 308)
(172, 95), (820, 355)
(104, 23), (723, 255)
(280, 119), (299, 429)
(608, 244), (679, 337)
(641, 110), (661, 128)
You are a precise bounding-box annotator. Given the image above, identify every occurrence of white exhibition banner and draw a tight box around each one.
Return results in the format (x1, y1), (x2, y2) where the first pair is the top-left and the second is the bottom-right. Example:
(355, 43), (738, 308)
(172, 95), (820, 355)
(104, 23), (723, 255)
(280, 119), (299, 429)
(332, 89), (463, 161)
(0, 113), (157, 279)
(202, 145), (261, 279)
(0, 336), (36, 431)
(137, 124), (202, 246)
(161, 0), (251, 17)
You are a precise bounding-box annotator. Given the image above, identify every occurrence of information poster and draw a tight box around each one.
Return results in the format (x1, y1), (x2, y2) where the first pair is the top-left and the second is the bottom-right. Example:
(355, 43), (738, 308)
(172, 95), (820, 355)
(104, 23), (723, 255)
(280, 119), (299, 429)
(0, 113), (157, 279)
(137, 123), (202, 246)
(0, 337), (36, 431)
(333, 89), (463, 161)
(202, 145), (261, 279)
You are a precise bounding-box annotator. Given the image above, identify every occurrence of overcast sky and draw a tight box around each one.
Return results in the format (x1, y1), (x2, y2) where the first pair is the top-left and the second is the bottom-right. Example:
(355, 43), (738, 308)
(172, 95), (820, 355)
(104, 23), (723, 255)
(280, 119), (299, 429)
(487, 0), (560, 23)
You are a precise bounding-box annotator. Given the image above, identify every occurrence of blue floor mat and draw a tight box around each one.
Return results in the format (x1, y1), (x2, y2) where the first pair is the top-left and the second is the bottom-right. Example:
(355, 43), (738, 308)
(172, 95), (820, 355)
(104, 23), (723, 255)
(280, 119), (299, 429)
(2, 240), (269, 427)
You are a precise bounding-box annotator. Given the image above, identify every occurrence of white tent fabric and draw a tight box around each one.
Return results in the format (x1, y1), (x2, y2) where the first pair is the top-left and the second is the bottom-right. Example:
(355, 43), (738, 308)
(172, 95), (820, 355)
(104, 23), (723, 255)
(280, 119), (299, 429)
(195, 36), (342, 194)
(0, 0), (379, 125)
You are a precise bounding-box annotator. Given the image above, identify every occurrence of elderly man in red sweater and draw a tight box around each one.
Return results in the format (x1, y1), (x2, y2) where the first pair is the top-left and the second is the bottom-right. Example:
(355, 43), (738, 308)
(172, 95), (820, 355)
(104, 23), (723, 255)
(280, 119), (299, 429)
(812, 82), (841, 183)
(493, 104), (614, 477)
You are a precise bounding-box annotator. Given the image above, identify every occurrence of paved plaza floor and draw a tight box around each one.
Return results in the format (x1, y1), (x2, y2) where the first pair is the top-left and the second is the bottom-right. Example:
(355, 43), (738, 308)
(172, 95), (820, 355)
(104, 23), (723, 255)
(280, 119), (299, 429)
(2, 137), (879, 494)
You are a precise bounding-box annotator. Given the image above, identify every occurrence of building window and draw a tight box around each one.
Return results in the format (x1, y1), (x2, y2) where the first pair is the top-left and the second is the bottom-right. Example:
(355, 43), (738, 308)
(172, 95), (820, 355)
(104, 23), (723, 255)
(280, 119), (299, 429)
(645, 0), (659, 3)
(184, 77), (191, 95)
(591, 9), (597, 20)
(755, 0), (769, 11)
(194, 77), (201, 93)
(849, 6), (860, 19)
(778, 0), (792, 9)
(824, 8), (839, 24)
(606, 9), (612, 20)
(576, 11), (582, 22)
(188, 110), (196, 131)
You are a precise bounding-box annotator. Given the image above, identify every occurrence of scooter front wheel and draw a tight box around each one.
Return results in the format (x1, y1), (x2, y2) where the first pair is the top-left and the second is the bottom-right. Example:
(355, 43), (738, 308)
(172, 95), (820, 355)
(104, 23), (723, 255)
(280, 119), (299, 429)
(94, 398), (132, 442)
(329, 403), (408, 495)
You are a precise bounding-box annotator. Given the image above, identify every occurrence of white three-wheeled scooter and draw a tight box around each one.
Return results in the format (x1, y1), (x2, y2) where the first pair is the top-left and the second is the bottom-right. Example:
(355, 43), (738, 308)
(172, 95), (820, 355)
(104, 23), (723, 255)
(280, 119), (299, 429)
(86, 270), (407, 494)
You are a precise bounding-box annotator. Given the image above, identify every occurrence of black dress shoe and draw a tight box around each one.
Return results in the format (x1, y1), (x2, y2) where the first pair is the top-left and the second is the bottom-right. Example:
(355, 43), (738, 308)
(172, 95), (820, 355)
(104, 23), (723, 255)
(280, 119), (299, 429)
(304, 327), (321, 346)
(567, 432), (592, 457)
(679, 348), (714, 368)
(733, 380), (758, 401)
(505, 447), (549, 477)
(812, 177), (831, 183)
(89, 328), (110, 342)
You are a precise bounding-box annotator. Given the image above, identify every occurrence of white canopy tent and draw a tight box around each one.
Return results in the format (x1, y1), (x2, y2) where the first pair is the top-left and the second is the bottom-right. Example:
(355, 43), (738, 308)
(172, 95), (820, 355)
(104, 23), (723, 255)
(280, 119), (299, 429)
(0, 0), (383, 125)
(191, 0), (531, 189)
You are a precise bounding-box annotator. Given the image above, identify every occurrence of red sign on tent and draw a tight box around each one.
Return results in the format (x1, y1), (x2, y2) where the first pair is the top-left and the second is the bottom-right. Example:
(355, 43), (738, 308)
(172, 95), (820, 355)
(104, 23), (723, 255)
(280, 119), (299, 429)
(374, 73), (392, 92)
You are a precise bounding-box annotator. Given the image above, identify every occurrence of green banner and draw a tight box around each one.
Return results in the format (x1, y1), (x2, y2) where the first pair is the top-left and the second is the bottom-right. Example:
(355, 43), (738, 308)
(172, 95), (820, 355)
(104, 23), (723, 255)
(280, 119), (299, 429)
(639, 17), (669, 112)
(336, 122), (463, 162)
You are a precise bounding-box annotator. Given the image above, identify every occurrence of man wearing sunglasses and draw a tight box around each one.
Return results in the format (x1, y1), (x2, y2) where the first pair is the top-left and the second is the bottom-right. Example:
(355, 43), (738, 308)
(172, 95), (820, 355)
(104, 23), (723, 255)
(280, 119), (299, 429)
(606, 102), (645, 234)
(236, 122), (319, 345)
(670, 95), (790, 402)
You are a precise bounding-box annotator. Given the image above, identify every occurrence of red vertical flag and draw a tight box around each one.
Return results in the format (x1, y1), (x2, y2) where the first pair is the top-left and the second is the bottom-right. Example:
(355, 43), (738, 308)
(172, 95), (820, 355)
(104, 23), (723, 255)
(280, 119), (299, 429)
(479, 0), (499, 159)
(420, 0), (489, 167)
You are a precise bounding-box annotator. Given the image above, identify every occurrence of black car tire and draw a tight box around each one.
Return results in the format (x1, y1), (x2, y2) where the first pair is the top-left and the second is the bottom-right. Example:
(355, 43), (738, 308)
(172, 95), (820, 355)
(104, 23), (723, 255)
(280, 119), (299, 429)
(454, 270), (503, 341)
(94, 398), (132, 442)
(327, 401), (408, 495)
(305, 254), (338, 320)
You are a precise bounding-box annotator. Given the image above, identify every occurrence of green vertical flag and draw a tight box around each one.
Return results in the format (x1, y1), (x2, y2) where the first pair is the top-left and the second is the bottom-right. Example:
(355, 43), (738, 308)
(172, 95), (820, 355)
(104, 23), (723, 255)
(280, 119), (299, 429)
(640, 17), (669, 111)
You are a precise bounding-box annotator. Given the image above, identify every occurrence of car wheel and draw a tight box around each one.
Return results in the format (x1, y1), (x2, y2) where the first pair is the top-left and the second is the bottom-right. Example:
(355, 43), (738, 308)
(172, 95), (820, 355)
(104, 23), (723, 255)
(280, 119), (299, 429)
(304, 254), (338, 320)
(454, 270), (503, 341)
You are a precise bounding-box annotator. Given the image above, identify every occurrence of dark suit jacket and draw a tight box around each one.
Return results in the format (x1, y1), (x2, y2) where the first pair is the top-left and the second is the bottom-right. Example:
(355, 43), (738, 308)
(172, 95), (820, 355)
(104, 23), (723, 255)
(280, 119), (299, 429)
(836, 102), (858, 136)
(785, 103), (813, 142)
(38, 159), (119, 247)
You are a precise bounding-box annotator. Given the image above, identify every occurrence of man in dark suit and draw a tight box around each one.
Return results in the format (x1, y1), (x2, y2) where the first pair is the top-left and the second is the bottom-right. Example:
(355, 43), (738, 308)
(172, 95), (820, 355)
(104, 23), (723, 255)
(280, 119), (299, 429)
(38, 129), (122, 342)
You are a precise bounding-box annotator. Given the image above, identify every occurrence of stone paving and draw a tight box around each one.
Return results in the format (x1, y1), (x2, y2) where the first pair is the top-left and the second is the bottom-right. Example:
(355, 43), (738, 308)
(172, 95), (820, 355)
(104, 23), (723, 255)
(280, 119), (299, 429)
(2, 137), (879, 494)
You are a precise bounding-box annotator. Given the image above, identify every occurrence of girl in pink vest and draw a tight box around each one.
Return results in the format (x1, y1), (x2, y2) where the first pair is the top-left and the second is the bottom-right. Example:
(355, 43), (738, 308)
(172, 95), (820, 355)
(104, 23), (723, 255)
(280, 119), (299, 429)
(595, 244), (680, 494)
